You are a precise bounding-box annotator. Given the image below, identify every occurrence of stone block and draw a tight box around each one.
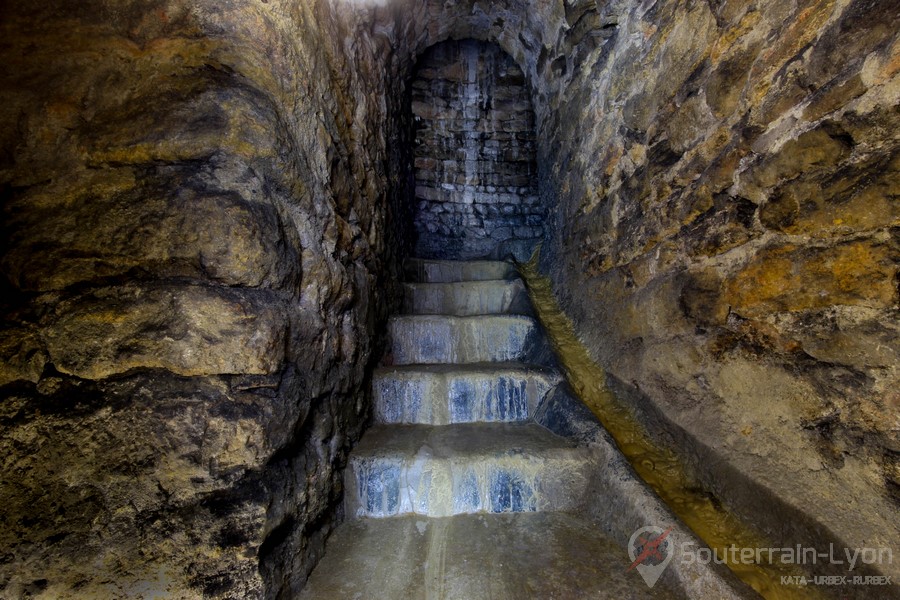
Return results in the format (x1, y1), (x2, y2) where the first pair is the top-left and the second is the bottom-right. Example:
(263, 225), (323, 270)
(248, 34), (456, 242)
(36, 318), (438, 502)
(345, 423), (592, 517)
(373, 364), (562, 424)
(403, 259), (518, 283)
(388, 314), (554, 366)
(3, 182), (298, 292)
(401, 279), (532, 316)
(43, 284), (288, 379)
(491, 227), (514, 241)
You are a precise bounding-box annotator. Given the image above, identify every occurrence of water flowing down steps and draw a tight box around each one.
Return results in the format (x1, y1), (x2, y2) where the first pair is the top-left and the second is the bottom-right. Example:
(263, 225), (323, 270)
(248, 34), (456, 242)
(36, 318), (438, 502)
(299, 259), (751, 599)
(347, 423), (593, 517)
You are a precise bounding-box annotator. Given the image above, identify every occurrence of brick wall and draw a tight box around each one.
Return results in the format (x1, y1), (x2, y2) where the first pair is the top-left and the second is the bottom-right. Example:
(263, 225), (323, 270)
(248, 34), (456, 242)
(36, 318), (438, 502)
(412, 39), (541, 260)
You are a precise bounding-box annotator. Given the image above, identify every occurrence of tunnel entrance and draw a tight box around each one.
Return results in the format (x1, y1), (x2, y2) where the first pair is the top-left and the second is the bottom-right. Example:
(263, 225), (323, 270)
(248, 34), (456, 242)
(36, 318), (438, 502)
(410, 39), (542, 262)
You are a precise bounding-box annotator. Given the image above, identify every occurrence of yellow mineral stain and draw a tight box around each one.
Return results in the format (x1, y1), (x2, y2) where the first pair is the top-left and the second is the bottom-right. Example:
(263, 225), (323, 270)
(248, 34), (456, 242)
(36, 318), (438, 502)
(710, 10), (762, 62)
(519, 249), (822, 600)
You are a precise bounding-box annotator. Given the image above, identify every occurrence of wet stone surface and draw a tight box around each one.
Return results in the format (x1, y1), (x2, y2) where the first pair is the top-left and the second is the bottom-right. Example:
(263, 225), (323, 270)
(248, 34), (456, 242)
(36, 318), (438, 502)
(374, 364), (561, 425)
(345, 422), (591, 518)
(1, 0), (896, 595)
(411, 40), (542, 261)
(298, 512), (681, 599)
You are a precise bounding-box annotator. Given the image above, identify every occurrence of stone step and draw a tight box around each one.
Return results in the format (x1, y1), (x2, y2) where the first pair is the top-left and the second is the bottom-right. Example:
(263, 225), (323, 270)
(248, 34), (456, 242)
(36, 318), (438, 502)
(345, 423), (593, 518)
(388, 314), (553, 365)
(401, 279), (532, 316)
(404, 258), (517, 283)
(373, 363), (563, 425)
(298, 512), (678, 599)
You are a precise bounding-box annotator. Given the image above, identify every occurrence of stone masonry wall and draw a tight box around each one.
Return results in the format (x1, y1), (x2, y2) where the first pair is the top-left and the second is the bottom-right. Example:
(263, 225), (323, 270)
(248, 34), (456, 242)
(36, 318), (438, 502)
(411, 40), (541, 260)
(533, 0), (900, 576)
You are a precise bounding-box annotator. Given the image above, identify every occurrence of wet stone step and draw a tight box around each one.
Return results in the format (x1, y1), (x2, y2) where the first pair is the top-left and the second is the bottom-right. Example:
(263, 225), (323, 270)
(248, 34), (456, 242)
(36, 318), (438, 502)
(388, 314), (552, 365)
(401, 279), (533, 316)
(404, 258), (518, 283)
(373, 363), (563, 425)
(345, 423), (593, 518)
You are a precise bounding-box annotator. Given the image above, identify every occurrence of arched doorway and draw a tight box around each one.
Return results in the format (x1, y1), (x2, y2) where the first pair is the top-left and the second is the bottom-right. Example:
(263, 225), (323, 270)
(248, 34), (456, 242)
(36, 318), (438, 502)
(410, 39), (541, 261)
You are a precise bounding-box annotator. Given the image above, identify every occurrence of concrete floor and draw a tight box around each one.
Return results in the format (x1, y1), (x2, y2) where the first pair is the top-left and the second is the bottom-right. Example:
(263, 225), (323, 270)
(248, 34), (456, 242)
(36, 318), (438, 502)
(299, 512), (678, 599)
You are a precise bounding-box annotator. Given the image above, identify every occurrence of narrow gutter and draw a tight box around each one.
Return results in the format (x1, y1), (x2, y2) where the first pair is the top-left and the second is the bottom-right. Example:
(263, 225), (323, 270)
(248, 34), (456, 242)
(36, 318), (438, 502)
(519, 251), (822, 600)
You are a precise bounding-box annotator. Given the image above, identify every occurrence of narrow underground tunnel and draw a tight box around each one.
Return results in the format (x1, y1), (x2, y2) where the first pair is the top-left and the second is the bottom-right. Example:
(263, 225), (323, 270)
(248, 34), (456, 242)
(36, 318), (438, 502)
(0, 1), (897, 599)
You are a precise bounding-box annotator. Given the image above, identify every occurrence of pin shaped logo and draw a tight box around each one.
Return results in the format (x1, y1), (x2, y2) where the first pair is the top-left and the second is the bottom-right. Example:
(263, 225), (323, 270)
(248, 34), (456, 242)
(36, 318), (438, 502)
(627, 525), (675, 588)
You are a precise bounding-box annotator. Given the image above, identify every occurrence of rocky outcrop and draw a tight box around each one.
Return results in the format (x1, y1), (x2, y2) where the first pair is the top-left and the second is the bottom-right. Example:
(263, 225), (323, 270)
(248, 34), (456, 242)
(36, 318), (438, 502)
(0, 1), (408, 597)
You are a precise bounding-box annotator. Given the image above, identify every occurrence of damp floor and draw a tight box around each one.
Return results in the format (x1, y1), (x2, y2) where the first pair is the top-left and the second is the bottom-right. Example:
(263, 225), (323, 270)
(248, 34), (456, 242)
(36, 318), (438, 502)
(299, 512), (678, 599)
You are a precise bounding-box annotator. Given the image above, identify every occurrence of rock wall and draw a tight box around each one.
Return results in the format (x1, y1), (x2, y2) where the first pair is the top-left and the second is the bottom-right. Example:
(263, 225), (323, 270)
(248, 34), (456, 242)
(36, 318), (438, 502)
(1, 0), (897, 596)
(0, 1), (410, 598)
(411, 40), (540, 260)
(534, 0), (900, 573)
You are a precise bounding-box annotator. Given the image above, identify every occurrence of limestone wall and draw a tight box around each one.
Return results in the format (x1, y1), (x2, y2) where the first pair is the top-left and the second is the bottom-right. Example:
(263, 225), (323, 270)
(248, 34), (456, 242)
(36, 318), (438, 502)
(533, 0), (900, 574)
(0, 0), (897, 596)
(0, 1), (409, 597)
(411, 40), (540, 260)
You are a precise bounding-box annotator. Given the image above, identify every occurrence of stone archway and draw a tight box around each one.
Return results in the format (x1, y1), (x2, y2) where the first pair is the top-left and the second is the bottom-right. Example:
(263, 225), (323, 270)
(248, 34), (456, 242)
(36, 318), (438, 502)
(410, 39), (542, 261)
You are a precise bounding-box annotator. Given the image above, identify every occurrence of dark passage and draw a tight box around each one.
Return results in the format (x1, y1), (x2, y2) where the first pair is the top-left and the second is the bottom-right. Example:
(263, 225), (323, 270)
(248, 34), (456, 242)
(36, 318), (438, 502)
(411, 39), (542, 261)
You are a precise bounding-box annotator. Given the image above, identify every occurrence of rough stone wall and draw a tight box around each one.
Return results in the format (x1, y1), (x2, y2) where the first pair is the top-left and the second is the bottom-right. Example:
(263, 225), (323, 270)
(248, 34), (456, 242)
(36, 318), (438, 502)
(1, 0), (897, 596)
(0, 1), (408, 598)
(535, 0), (900, 570)
(411, 40), (540, 260)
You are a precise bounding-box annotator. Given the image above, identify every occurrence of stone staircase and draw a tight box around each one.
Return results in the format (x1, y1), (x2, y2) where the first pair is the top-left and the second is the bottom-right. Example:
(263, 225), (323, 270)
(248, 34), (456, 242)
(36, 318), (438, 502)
(299, 259), (743, 599)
